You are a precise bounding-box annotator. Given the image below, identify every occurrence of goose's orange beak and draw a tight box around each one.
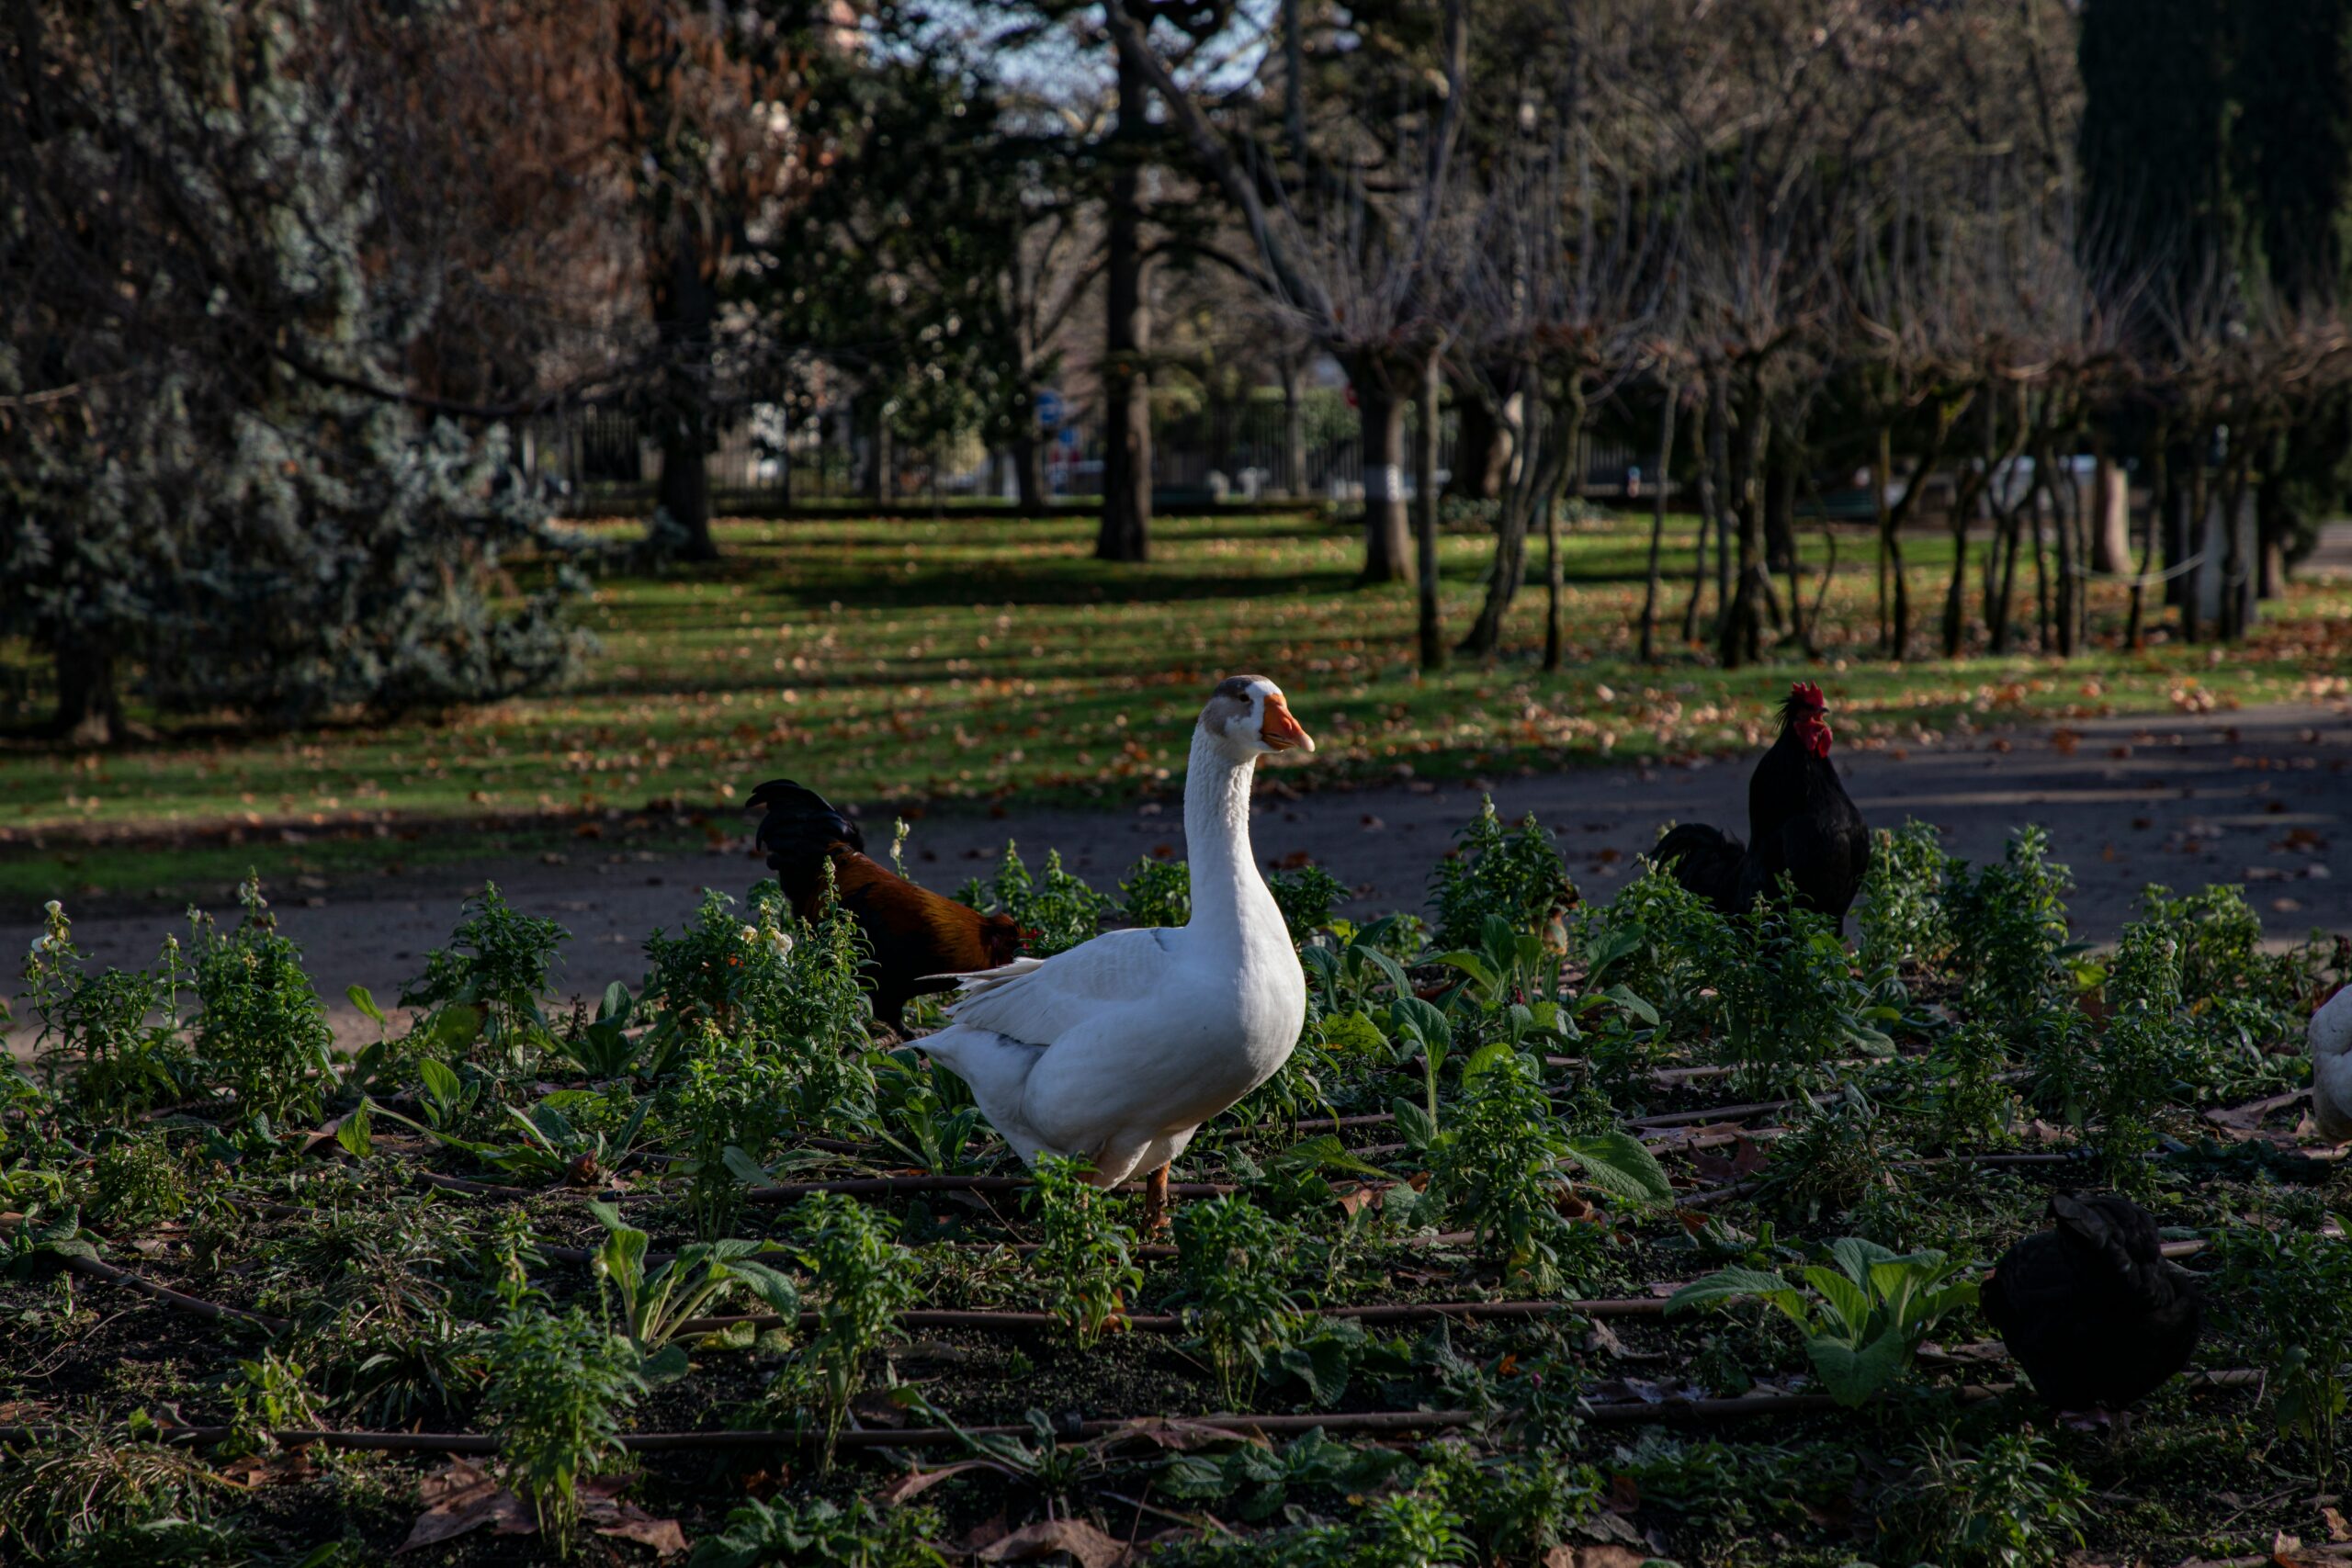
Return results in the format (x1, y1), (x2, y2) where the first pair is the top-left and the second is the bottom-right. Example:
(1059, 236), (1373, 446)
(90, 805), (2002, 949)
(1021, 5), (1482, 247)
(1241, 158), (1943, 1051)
(1261, 694), (1315, 753)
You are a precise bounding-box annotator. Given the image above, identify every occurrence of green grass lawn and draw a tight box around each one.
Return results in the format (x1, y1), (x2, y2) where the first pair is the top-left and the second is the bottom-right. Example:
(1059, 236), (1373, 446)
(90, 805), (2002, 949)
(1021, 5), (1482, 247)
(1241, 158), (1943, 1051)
(2, 510), (2346, 904)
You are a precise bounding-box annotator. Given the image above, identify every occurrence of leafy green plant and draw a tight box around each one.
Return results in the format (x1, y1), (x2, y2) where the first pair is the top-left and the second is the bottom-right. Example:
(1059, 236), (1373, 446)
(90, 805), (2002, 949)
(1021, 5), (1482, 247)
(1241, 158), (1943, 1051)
(481, 1305), (643, 1556)
(1269, 863), (1350, 942)
(1428, 799), (1573, 952)
(2139, 881), (2308, 1013)
(663, 1027), (794, 1239)
(1949, 828), (2075, 1028)
(189, 878), (335, 1127)
(1706, 887), (1895, 1096)
(639, 884), (870, 1077)
(2080, 920), (2189, 1183)
(2218, 1227), (2352, 1483)
(687, 1495), (945, 1568)
(226, 1349), (323, 1450)
(1172, 1193), (1306, 1403)
(1385, 994), (1458, 1133)
(1433, 910), (1563, 1010)
(586, 1201), (798, 1379)
(1575, 863), (1725, 1042)
(1911, 1022), (2020, 1152)
(1301, 915), (1417, 1020)
(554, 981), (639, 1078)
(956, 840), (1112, 956)
(1118, 854), (1190, 928)
(400, 882), (566, 1069)
(1857, 818), (1957, 975)
(1759, 1089), (1887, 1222)
(1668, 1236), (1976, 1406)
(774, 1193), (919, 1462)
(872, 1058), (986, 1175)
(1029, 1153), (1141, 1348)
(0, 1421), (228, 1563)
(1158, 1427), (1409, 1524)
(20, 903), (193, 1119)
(1425, 1045), (1667, 1294)
(85, 1133), (190, 1229)
(1880, 1432), (2090, 1568)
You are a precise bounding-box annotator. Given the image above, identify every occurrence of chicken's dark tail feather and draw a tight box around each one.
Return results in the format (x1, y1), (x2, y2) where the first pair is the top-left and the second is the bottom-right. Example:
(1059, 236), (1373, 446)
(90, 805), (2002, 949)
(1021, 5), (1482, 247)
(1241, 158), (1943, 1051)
(2050, 1192), (2183, 1307)
(746, 778), (865, 879)
(1652, 822), (1747, 914)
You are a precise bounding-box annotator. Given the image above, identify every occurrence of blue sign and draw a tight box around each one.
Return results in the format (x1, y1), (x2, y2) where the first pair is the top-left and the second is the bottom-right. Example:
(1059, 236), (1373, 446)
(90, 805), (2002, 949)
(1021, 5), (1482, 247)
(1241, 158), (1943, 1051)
(1035, 389), (1066, 429)
(1058, 423), (1081, 450)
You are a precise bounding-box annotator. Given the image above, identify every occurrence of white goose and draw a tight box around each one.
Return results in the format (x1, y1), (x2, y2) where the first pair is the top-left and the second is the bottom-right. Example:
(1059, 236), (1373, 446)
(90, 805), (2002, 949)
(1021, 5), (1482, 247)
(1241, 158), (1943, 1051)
(918, 675), (1314, 1228)
(2312, 984), (2352, 1144)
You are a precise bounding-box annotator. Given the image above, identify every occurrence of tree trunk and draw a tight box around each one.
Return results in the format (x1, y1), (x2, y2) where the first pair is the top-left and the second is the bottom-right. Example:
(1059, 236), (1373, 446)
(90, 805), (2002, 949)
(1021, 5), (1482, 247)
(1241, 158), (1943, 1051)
(1279, 355), (1308, 497)
(2163, 438), (2194, 609)
(865, 403), (892, 507)
(650, 226), (719, 561)
(1763, 443), (1798, 580)
(1543, 400), (1581, 672)
(2255, 438), (2290, 600)
(1683, 372), (1727, 643)
(1460, 390), (1567, 657)
(1717, 382), (1767, 670)
(1638, 385), (1679, 665)
(2090, 445), (2130, 573)
(1097, 34), (1152, 563)
(1012, 434), (1047, 512)
(2179, 439), (2208, 643)
(1354, 365), (1414, 585)
(1414, 355), (1444, 669)
(51, 632), (122, 747)
(1445, 381), (1512, 502)
(2128, 433), (2165, 649)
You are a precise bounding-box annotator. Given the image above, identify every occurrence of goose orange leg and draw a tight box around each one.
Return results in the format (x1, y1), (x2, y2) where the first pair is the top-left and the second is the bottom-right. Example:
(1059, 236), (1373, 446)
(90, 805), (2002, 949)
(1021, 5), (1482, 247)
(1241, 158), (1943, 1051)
(1142, 1162), (1172, 1234)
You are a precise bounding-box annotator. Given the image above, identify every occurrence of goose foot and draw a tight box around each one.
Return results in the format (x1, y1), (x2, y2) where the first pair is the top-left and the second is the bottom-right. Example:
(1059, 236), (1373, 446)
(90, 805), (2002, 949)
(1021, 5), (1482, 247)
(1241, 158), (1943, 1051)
(1142, 1163), (1172, 1235)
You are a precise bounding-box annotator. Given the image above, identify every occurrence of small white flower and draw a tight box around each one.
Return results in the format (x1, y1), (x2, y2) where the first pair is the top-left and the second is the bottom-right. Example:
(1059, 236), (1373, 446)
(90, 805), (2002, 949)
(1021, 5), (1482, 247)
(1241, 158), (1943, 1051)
(766, 928), (795, 962)
(740, 924), (761, 945)
(42, 900), (62, 919)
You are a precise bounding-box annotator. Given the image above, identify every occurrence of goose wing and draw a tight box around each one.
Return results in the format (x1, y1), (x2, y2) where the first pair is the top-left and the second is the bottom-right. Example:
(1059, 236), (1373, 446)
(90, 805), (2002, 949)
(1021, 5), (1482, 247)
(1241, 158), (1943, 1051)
(932, 927), (1182, 1047)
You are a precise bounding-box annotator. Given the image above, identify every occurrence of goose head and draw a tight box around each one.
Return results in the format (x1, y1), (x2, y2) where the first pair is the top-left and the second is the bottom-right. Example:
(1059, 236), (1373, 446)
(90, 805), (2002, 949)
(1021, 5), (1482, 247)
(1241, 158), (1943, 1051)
(1199, 674), (1315, 762)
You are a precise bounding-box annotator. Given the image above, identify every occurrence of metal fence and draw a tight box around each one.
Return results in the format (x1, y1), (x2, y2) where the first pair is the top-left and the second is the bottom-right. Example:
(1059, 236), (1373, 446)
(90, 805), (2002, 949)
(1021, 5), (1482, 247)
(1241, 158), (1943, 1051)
(519, 401), (1637, 513)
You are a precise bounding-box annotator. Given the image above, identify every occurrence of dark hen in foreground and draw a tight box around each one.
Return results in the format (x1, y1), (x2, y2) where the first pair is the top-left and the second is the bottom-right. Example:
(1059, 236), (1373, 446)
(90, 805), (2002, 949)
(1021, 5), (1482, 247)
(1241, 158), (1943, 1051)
(1653, 682), (1871, 927)
(1981, 1192), (2203, 1412)
(747, 778), (1021, 1032)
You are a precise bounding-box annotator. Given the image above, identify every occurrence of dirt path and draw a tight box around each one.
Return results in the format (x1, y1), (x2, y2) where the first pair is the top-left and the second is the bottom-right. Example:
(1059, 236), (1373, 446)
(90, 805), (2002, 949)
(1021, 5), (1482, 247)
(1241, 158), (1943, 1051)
(7, 698), (2347, 1055)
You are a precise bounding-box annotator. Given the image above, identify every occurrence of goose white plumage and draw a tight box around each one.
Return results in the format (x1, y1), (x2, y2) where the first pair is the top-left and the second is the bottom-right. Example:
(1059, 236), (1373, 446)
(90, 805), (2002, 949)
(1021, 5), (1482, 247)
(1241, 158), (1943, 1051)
(2312, 984), (2352, 1144)
(917, 675), (1314, 1226)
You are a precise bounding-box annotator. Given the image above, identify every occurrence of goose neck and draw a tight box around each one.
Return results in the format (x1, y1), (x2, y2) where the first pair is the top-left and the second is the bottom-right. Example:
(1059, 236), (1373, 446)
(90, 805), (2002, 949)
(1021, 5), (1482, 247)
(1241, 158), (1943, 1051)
(1184, 726), (1272, 936)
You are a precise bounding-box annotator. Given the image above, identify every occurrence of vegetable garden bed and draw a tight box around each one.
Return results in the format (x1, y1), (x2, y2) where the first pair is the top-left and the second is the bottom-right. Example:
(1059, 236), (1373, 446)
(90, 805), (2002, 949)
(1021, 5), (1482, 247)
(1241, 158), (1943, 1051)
(2, 807), (2346, 1566)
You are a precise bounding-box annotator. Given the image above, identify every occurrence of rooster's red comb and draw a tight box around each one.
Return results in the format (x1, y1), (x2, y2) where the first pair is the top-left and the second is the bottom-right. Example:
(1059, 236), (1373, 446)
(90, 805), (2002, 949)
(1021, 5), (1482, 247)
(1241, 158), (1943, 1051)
(1789, 681), (1826, 710)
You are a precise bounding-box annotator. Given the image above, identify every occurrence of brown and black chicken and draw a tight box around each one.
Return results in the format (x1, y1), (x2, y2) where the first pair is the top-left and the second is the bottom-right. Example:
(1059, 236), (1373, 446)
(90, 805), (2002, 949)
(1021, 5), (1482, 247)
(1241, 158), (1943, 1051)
(747, 779), (1021, 1032)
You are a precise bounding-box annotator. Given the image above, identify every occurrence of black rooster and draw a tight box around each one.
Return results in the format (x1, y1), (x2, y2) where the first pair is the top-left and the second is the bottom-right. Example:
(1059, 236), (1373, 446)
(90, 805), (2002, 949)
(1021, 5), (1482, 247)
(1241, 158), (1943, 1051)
(748, 779), (1021, 1032)
(1981, 1192), (2204, 1414)
(1652, 681), (1871, 927)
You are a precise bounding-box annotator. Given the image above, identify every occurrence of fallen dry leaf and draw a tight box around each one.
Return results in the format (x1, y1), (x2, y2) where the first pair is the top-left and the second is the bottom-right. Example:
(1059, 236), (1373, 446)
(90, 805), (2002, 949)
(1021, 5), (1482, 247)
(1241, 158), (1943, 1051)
(978, 1517), (1132, 1568)
(876, 1460), (1002, 1506)
(1546, 1545), (1653, 1568)
(397, 1461), (534, 1554)
(593, 1502), (688, 1557)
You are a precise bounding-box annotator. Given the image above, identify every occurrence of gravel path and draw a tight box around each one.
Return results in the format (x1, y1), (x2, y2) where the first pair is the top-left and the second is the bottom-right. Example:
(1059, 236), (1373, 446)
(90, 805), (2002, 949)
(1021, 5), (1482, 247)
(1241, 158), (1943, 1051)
(7, 698), (2347, 1054)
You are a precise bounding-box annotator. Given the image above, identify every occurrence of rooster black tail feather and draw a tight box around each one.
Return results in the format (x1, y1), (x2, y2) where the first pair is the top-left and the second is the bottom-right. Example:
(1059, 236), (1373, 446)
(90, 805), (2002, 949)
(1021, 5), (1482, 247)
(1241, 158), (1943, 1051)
(747, 779), (864, 893)
(1653, 822), (1747, 916)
